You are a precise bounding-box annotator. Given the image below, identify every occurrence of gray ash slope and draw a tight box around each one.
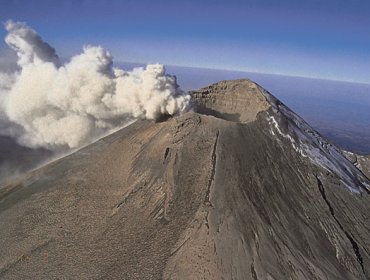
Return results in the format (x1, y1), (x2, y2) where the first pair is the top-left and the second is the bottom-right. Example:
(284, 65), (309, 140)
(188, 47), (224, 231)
(0, 79), (369, 280)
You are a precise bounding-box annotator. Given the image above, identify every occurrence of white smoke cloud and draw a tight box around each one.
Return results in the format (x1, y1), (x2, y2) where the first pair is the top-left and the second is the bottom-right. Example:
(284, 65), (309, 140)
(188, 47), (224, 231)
(0, 20), (190, 150)
(5, 20), (60, 67)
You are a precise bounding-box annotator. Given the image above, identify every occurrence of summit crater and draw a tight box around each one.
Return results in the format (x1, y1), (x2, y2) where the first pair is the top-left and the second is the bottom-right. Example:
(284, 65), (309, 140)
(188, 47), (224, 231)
(190, 79), (271, 123)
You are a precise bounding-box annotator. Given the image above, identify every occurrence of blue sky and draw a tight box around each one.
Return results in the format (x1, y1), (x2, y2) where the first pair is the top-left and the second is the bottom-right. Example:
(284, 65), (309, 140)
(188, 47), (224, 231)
(1, 0), (370, 83)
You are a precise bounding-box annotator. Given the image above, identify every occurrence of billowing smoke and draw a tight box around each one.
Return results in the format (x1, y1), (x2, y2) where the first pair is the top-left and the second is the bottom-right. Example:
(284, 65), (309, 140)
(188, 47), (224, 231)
(0, 20), (190, 150)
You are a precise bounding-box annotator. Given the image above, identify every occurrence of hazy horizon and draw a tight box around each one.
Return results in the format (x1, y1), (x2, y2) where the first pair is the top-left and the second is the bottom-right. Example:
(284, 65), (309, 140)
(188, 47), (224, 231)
(1, 0), (370, 83)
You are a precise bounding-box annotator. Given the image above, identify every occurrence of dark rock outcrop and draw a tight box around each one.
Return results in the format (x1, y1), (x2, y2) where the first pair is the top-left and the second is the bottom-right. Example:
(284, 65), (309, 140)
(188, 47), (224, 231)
(343, 150), (370, 179)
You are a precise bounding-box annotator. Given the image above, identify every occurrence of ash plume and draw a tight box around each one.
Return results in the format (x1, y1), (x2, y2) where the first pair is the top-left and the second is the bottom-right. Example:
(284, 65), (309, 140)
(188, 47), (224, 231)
(0, 20), (190, 150)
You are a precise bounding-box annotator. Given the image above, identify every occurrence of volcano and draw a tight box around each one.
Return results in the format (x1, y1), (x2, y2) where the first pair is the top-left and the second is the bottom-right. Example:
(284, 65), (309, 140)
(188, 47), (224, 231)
(0, 79), (369, 280)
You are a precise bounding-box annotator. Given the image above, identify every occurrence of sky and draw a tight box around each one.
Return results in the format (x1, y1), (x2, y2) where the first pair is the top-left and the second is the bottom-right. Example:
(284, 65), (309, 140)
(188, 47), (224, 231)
(0, 0), (370, 83)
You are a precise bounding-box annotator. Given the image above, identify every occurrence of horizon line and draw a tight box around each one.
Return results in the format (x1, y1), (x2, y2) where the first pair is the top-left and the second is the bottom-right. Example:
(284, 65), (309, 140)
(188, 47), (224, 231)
(115, 60), (370, 86)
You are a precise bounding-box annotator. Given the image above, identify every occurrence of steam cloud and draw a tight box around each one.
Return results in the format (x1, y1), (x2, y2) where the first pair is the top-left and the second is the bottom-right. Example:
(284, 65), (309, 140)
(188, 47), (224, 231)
(0, 20), (190, 150)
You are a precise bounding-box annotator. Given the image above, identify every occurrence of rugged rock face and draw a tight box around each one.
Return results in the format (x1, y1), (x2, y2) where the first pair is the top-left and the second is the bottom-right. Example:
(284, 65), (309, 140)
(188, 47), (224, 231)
(0, 79), (369, 280)
(344, 151), (370, 179)
(191, 79), (270, 122)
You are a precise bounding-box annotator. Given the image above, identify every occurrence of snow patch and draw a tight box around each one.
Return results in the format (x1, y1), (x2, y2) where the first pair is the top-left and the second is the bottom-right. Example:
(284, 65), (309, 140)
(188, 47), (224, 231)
(261, 86), (370, 194)
(267, 115), (306, 157)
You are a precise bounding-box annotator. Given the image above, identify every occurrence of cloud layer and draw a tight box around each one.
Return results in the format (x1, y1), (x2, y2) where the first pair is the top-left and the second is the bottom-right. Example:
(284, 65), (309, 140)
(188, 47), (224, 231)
(0, 21), (190, 150)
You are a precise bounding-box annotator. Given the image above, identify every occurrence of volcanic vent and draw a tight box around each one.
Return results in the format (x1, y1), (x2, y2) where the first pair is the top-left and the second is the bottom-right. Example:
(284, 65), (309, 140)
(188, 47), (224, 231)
(0, 79), (369, 280)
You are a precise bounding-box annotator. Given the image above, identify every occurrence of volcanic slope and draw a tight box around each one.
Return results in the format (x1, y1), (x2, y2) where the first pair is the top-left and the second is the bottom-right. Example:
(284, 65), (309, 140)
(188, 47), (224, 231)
(0, 79), (369, 280)
(344, 151), (370, 179)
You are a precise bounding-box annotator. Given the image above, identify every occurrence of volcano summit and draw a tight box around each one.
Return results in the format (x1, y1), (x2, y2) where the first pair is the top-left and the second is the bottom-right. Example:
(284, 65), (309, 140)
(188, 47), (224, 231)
(0, 79), (369, 280)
